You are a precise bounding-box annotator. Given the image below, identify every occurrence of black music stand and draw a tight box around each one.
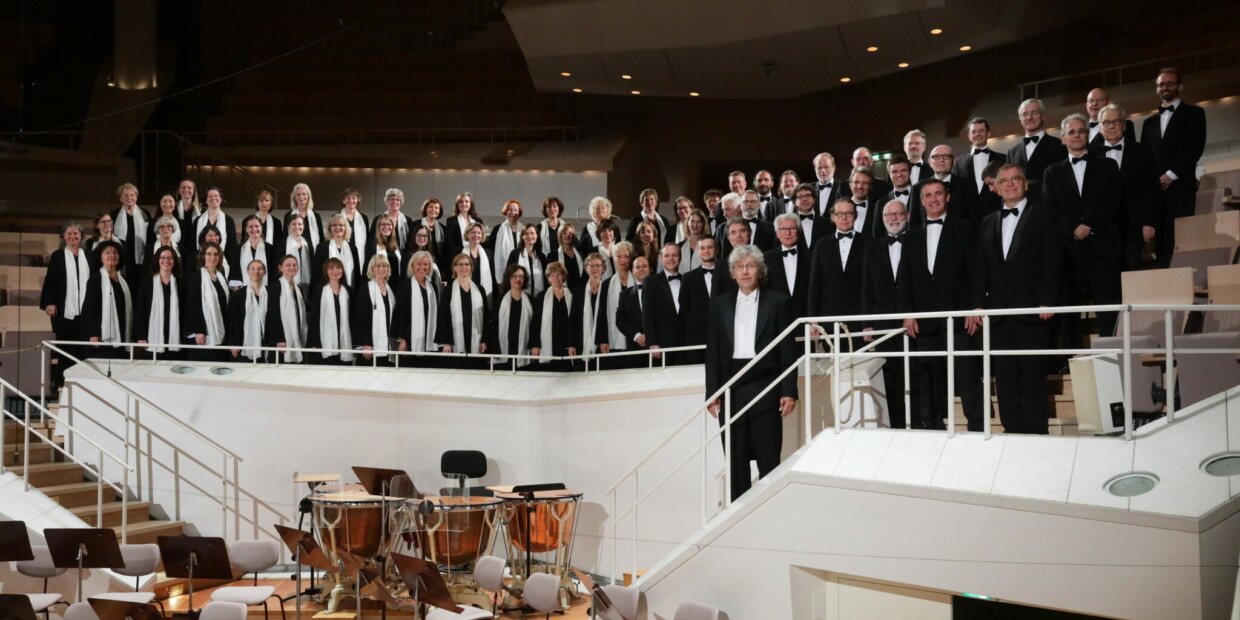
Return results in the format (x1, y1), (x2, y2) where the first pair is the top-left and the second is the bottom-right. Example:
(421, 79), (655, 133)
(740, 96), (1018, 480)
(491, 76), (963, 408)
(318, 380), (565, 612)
(45, 528), (125, 604)
(0, 521), (35, 562)
(391, 553), (463, 616)
(493, 483), (566, 581)
(0, 594), (38, 620)
(573, 568), (615, 620)
(350, 466), (414, 498)
(156, 536), (233, 619)
(274, 526), (335, 620)
(88, 598), (165, 620)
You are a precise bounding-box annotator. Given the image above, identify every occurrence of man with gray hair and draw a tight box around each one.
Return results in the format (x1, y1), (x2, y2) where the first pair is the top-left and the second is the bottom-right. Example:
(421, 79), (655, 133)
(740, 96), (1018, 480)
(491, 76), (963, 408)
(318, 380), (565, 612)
(1085, 88), (1135, 147)
(1091, 102), (1159, 272)
(1006, 98), (1067, 201)
(861, 199), (916, 428)
(764, 213), (812, 318)
(739, 190), (776, 251)
(903, 129), (929, 185)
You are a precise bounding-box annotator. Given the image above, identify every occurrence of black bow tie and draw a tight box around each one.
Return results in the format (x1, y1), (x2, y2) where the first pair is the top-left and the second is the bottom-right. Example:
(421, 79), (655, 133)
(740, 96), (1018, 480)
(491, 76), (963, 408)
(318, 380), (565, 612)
(973, 148), (990, 156)
(837, 232), (854, 240)
(798, 213), (813, 221)
(1071, 156), (1087, 165)
(760, 195), (771, 202)
(1001, 208), (1020, 218)
(887, 236), (903, 245)
(782, 248), (797, 257)
(853, 201), (866, 209)
(926, 218), (944, 225)
(893, 190), (909, 197)
(1089, 121), (1098, 128)
(818, 182), (832, 189)
(1105, 144), (1123, 152)
(1159, 104), (1176, 114)
(1023, 135), (1040, 144)
(667, 274), (681, 281)
(702, 268), (713, 275)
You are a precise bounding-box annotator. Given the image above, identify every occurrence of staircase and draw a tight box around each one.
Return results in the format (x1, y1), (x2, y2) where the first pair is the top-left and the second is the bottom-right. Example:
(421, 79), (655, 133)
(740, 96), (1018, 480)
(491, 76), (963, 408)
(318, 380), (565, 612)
(4, 417), (186, 544)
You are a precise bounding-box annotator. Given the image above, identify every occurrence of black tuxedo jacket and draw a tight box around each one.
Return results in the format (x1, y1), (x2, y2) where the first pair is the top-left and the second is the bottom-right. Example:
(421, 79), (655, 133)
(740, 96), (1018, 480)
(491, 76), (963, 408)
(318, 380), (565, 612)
(971, 202), (1062, 321)
(680, 265), (723, 346)
(747, 218), (777, 251)
(765, 196), (797, 223)
(840, 177), (893, 205)
(1042, 155), (1123, 257)
(812, 180), (844, 218)
(1089, 119), (1136, 148)
(899, 216), (978, 336)
(642, 272), (686, 349)
(792, 212), (832, 248)
(615, 282), (647, 349)
(907, 161), (930, 186)
(860, 235), (911, 331)
(808, 231), (870, 319)
(1140, 102), (1206, 191)
(1090, 140), (1159, 236)
(952, 149), (1008, 222)
(763, 245), (812, 319)
(1007, 134), (1067, 201)
(845, 198), (883, 238)
(705, 288), (798, 410)
(907, 175), (970, 227)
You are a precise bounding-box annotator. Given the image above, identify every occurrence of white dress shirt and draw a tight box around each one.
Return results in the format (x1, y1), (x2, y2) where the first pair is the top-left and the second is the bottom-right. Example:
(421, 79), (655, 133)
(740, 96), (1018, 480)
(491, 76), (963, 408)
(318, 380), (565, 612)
(909, 161), (924, 185)
(701, 265), (714, 296)
(780, 245), (798, 293)
(1001, 199), (1027, 259)
(732, 288), (760, 359)
(890, 186), (911, 206)
(1088, 120), (1101, 143)
(852, 201), (868, 233)
(1024, 130), (1046, 160)
(1159, 98), (1181, 180)
(1103, 138), (1124, 168)
(1069, 155), (1087, 194)
(816, 182), (834, 216)
(799, 215), (816, 245)
(972, 148), (991, 191)
(837, 232), (854, 267)
(887, 237), (902, 280)
(666, 272), (682, 312)
(926, 216), (944, 274)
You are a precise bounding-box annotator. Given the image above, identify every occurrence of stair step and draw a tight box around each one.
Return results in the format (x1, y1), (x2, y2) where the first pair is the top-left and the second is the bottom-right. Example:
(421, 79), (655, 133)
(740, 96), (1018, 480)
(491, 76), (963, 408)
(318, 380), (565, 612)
(70, 501), (153, 528)
(38, 481), (120, 508)
(3, 422), (54, 444)
(4, 437), (66, 465)
(10, 461), (85, 487)
(113, 520), (185, 545)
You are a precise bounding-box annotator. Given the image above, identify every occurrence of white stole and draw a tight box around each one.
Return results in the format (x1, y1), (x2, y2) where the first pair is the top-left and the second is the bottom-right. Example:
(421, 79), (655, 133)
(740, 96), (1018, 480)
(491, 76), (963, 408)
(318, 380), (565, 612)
(114, 207), (148, 257)
(407, 279), (438, 353)
(285, 237), (311, 287)
(368, 280), (393, 357)
(328, 241), (355, 286)
(679, 238), (701, 271)
(303, 210), (322, 247)
(317, 285), (353, 361)
(579, 283), (602, 356)
(240, 241), (268, 273)
(493, 219), (520, 278)
(557, 249), (584, 280)
(200, 268), (228, 345)
(278, 278), (307, 362)
(449, 282), (484, 354)
(471, 246), (493, 296)
(259, 213), (276, 244)
(146, 276), (180, 352)
(241, 285), (268, 360)
(517, 249), (545, 296)
(98, 269), (132, 344)
(538, 220), (559, 254)
(496, 293), (532, 367)
(196, 211), (229, 251)
(538, 288), (571, 361)
(62, 248), (90, 320)
(605, 272), (633, 351)
(344, 210), (367, 250)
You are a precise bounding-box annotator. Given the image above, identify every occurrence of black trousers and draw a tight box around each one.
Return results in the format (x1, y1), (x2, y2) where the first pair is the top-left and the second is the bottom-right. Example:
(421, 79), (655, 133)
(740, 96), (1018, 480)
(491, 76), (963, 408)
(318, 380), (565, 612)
(719, 359), (783, 500)
(916, 327), (989, 432)
(870, 323), (916, 429)
(1154, 188), (1195, 268)
(1062, 246), (1122, 341)
(991, 319), (1050, 434)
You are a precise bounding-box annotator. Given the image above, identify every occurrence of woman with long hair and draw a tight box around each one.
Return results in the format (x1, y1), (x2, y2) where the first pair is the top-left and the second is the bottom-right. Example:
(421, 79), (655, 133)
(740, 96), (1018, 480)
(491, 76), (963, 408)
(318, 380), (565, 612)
(145, 193), (184, 259)
(436, 252), (491, 369)
(268, 254), (309, 364)
(352, 254), (403, 366)
(463, 222), (494, 299)
(312, 213), (363, 288)
(307, 257), (354, 366)
(40, 221), (92, 387)
(552, 223), (584, 291)
(419, 197), (447, 261)
(507, 223), (547, 297)
(81, 240), (133, 359)
(443, 192), (482, 260)
(408, 224), (443, 290)
(183, 241), (230, 361)
(230, 215), (278, 284)
(84, 212), (120, 257)
(284, 182), (324, 251)
(395, 251), (440, 368)
(339, 187), (369, 252)
(134, 245), (183, 360)
(283, 214), (313, 295)
(631, 220), (661, 274)
(678, 208), (709, 271)
(365, 213), (405, 282)
(537, 196), (565, 256)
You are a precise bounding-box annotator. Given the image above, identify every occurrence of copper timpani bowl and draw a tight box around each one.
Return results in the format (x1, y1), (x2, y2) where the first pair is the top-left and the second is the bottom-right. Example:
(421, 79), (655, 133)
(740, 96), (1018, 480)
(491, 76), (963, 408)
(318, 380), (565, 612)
(311, 492), (404, 559)
(407, 495), (503, 568)
(494, 489), (583, 554)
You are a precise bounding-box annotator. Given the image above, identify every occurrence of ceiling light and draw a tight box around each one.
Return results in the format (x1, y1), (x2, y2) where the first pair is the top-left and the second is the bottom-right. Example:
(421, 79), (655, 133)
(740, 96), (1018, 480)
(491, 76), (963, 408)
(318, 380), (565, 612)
(630, 90), (641, 95)
(959, 45), (972, 51)
(560, 72), (572, 77)
(866, 46), (878, 52)
(689, 92), (700, 97)
(572, 88), (582, 93)
(898, 62), (909, 68)
(621, 74), (632, 80)
(930, 28), (943, 35)
(839, 77), (851, 83)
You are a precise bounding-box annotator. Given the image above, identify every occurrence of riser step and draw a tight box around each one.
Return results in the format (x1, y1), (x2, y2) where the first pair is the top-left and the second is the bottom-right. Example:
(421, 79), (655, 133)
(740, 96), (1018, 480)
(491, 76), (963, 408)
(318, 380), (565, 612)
(33, 482), (117, 508)
(3, 424), (53, 444)
(113, 520), (185, 545)
(4, 438), (66, 465)
(10, 462), (85, 487)
(70, 501), (153, 528)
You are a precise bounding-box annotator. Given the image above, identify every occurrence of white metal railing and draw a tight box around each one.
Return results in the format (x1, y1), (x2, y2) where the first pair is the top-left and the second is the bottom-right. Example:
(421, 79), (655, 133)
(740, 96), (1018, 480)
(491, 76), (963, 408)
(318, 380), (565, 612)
(605, 303), (1240, 584)
(41, 342), (287, 542)
(0, 378), (134, 542)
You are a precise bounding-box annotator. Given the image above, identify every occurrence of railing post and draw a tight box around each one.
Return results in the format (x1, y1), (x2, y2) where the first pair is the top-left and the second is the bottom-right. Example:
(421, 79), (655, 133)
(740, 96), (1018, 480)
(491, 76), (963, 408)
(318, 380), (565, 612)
(66, 382), (74, 455)
(233, 457), (241, 538)
(40, 345), (47, 413)
(174, 450), (181, 520)
(947, 317), (956, 438)
(701, 411), (708, 528)
(723, 389), (732, 507)
(1122, 308), (1133, 441)
(832, 322), (841, 434)
(1164, 309), (1176, 424)
(222, 453), (229, 539)
(983, 315), (992, 440)
(803, 323), (812, 445)
(631, 471), (638, 583)
(121, 468), (129, 544)
(97, 451), (105, 525)
(902, 331), (911, 430)
(23, 383), (31, 492)
(610, 491), (617, 585)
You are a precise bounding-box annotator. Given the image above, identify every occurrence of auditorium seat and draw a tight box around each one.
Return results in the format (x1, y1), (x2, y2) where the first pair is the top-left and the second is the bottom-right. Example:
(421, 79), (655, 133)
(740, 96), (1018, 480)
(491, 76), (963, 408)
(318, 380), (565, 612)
(1194, 187), (1232, 215)
(1172, 332), (1240, 409)
(1204, 264), (1240, 332)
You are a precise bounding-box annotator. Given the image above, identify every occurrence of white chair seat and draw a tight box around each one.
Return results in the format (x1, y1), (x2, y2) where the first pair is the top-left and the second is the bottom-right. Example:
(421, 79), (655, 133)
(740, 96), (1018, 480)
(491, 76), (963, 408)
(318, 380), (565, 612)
(424, 606), (494, 620)
(211, 586), (276, 605)
(199, 601), (249, 620)
(26, 593), (63, 612)
(94, 592), (157, 605)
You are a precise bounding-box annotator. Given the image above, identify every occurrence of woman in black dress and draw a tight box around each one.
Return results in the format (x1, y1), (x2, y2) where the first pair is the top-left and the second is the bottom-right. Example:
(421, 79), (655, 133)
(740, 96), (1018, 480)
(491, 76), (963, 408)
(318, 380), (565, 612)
(436, 252), (490, 369)
(268, 254), (309, 364)
(182, 242), (230, 362)
(81, 241), (133, 359)
(226, 260), (272, 362)
(530, 261), (577, 371)
(395, 251), (440, 368)
(307, 257), (354, 366)
(352, 254), (402, 366)
(487, 264), (535, 371)
(134, 245), (184, 360)
(40, 221), (93, 386)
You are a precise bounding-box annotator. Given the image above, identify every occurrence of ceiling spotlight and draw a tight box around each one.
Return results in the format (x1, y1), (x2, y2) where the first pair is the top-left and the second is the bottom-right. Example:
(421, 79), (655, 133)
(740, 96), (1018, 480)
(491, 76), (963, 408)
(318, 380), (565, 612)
(930, 28), (943, 34)
(621, 74), (633, 80)
(572, 88), (583, 93)
(898, 62), (909, 68)
(560, 71), (572, 77)
(430, 150), (438, 158)
(866, 46), (878, 52)
(959, 45), (972, 51)
(839, 77), (851, 83)
(630, 90), (641, 95)
(506, 149), (515, 157)
(689, 92), (700, 97)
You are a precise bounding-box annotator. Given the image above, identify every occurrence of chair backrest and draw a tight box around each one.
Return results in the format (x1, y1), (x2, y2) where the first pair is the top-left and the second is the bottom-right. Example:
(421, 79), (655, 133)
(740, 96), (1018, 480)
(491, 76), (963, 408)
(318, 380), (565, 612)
(1122, 268), (1193, 339)
(16, 545), (66, 578)
(522, 572), (561, 614)
(1175, 211), (1240, 253)
(472, 555), (506, 593)
(115, 543), (162, 578)
(226, 539), (281, 574)
(1205, 264), (1240, 332)
(1173, 332), (1240, 408)
(64, 602), (100, 620)
(441, 450), (487, 480)
(674, 600), (721, 620)
(1194, 187), (1233, 215)
(199, 601), (249, 620)
(601, 584), (641, 620)
(1170, 248), (1233, 289)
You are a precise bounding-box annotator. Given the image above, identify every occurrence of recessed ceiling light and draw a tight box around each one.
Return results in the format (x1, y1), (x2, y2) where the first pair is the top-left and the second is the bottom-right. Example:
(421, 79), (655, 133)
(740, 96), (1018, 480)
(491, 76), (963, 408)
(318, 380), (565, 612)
(572, 88), (582, 93)
(866, 46), (878, 52)
(689, 92), (700, 97)
(839, 77), (851, 83)
(898, 62), (910, 68)
(621, 74), (633, 80)
(560, 71), (571, 77)
(630, 90), (641, 95)
(959, 45), (972, 51)
(930, 28), (943, 35)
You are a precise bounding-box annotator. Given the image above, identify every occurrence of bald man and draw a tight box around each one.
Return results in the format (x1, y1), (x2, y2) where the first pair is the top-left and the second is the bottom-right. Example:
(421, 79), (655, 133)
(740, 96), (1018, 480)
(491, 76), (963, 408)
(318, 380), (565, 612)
(1085, 88), (1136, 147)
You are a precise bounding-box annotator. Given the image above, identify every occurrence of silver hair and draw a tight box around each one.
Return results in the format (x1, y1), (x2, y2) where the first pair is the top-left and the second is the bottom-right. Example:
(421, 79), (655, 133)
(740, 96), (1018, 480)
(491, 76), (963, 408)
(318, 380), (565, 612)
(1098, 102), (1127, 121)
(1060, 112), (1090, 133)
(1018, 98), (1045, 115)
(903, 129), (926, 142)
(290, 182), (315, 211)
(721, 192), (743, 210)
(727, 244), (767, 281)
(773, 212), (800, 228)
(384, 187), (405, 202)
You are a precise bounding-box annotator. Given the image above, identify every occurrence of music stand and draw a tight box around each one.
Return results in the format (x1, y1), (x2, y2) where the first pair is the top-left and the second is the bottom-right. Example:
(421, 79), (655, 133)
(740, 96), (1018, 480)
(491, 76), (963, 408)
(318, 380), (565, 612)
(88, 598), (165, 620)
(292, 473), (340, 600)
(350, 467), (411, 498)
(45, 528), (125, 603)
(390, 553), (462, 615)
(0, 521), (34, 562)
(156, 537), (233, 619)
(0, 594), (38, 620)
(572, 568), (616, 620)
(275, 526), (336, 620)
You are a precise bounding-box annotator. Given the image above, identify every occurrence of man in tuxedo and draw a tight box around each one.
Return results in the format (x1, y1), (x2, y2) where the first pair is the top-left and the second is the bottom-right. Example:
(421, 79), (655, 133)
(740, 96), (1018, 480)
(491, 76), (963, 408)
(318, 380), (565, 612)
(880, 155), (914, 211)
(754, 170), (777, 220)
(908, 145), (967, 226)
(953, 117), (1007, 223)
(904, 129), (929, 185)
(900, 179), (987, 431)
(1043, 114), (1123, 341)
(1093, 103), (1160, 272)
(846, 147), (893, 200)
(811, 152), (843, 217)
(740, 190), (777, 251)
(808, 198), (871, 333)
(1007, 99), (1067, 202)
(706, 245), (798, 500)
(703, 189), (724, 235)
(716, 210), (750, 265)
(971, 164), (1062, 434)
(728, 171), (747, 196)
(616, 255), (652, 355)
(1141, 67), (1207, 268)
(1085, 88), (1136, 147)
(791, 182), (831, 249)
(768, 170), (801, 222)
(644, 243), (686, 364)
(681, 236), (722, 364)
(764, 213), (812, 319)
(861, 200), (915, 429)
(844, 168), (882, 237)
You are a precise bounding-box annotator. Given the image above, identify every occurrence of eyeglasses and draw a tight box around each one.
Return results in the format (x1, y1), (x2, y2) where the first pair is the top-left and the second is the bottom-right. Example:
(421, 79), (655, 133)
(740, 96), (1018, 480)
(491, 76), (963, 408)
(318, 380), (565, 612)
(1100, 119), (1125, 127)
(834, 211), (857, 218)
(930, 154), (953, 160)
(882, 212), (908, 218)
(795, 194), (814, 200)
(777, 226), (799, 232)
(997, 176), (1026, 185)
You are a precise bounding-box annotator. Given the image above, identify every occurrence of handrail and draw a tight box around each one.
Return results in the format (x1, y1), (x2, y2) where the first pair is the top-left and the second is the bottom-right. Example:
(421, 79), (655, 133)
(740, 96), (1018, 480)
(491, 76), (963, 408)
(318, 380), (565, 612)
(141, 131), (284, 195)
(1017, 42), (1240, 98)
